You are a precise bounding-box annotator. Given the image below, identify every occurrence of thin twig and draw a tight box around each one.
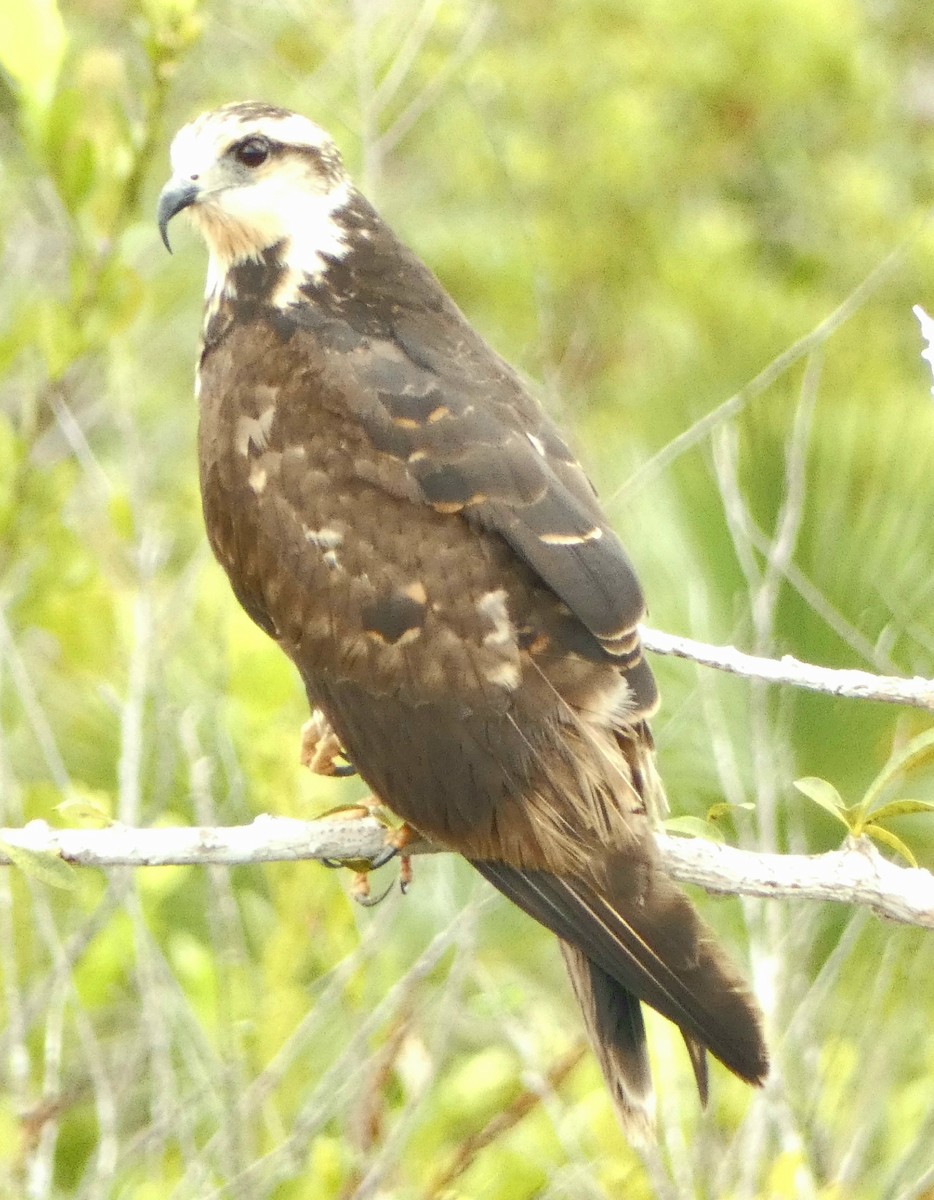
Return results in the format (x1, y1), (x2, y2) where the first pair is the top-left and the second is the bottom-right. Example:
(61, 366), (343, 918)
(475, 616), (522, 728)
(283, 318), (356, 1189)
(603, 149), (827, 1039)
(640, 627), (934, 710)
(609, 231), (917, 508)
(755, 350), (821, 644)
(193, 897), (489, 1199)
(656, 833), (934, 928)
(372, 0), (445, 113)
(374, 5), (493, 159)
(723, 505), (898, 672)
(423, 1044), (588, 1199)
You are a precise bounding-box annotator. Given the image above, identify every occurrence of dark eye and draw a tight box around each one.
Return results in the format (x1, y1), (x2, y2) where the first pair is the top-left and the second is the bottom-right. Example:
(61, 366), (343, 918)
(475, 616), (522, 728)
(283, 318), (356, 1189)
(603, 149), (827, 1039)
(233, 136), (270, 168)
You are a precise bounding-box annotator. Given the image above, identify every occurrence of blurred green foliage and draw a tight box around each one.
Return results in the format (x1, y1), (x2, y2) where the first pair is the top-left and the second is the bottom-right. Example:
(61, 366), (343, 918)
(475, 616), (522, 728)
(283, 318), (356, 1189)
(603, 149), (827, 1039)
(2, 0), (934, 1196)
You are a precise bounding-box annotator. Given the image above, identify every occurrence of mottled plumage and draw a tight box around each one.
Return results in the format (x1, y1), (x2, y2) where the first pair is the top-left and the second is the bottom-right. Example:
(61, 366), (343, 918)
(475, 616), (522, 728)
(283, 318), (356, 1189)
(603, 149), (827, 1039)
(159, 101), (768, 1135)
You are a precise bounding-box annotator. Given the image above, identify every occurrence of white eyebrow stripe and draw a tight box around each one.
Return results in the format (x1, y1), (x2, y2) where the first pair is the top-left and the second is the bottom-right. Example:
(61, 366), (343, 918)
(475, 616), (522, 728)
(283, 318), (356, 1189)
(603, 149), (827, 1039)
(170, 110), (338, 176)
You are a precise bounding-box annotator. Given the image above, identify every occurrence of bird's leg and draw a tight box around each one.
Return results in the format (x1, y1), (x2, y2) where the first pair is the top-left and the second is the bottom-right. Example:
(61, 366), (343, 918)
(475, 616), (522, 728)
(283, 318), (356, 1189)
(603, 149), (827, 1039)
(300, 709), (356, 777)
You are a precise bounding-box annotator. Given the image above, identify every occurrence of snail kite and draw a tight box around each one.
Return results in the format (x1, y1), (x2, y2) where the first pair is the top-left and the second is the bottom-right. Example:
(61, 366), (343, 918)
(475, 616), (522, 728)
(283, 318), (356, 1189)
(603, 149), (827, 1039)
(158, 102), (767, 1136)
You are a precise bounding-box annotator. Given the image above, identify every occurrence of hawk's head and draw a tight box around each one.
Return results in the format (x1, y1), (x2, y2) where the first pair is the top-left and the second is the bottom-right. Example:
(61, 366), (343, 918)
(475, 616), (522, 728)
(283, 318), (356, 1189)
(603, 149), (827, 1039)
(157, 102), (352, 280)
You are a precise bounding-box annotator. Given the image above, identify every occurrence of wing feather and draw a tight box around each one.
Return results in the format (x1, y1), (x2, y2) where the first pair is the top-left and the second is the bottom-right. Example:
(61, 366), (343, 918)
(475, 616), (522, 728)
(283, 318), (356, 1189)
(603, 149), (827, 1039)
(473, 857), (768, 1086)
(339, 332), (647, 652)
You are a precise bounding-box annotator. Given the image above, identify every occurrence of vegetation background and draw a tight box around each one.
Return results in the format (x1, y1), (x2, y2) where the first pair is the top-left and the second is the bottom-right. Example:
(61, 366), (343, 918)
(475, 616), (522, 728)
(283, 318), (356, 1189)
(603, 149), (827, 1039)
(2, 0), (934, 1196)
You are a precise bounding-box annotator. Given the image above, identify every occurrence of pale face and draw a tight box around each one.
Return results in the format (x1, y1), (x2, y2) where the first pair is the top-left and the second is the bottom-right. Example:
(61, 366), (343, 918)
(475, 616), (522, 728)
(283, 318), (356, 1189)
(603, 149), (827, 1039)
(158, 102), (353, 290)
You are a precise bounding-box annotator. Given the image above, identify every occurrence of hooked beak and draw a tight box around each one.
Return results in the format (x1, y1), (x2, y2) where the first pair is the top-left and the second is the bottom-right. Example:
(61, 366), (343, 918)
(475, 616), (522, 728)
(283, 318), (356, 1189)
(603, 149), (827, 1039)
(157, 179), (201, 252)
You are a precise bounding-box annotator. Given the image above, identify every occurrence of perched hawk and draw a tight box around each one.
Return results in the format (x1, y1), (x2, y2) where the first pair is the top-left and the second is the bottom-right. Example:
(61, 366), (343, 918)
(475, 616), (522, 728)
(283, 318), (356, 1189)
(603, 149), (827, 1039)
(158, 101), (767, 1135)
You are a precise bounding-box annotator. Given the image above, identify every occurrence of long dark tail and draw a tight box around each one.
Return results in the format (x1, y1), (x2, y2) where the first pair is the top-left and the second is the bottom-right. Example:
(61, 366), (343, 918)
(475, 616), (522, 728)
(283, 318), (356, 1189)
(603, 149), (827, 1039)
(472, 852), (767, 1134)
(559, 943), (655, 1138)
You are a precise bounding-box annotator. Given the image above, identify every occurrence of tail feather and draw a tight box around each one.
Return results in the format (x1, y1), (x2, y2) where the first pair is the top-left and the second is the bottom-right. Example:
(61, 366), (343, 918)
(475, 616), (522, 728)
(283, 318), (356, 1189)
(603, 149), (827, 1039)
(473, 852), (767, 1120)
(560, 942), (655, 1140)
(681, 1032), (710, 1106)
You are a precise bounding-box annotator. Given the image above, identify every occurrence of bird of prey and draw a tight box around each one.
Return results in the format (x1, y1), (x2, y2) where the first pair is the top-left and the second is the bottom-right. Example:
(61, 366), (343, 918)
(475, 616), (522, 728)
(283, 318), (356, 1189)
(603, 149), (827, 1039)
(158, 101), (768, 1136)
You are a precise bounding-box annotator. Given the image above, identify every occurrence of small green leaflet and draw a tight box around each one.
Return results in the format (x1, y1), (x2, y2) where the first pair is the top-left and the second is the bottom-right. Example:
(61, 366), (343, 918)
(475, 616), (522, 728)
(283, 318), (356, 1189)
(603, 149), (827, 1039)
(0, 839), (78, 891)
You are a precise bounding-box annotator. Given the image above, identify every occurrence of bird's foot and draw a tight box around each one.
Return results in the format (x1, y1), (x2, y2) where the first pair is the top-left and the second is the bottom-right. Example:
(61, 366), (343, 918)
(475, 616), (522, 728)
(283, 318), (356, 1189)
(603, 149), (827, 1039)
(300, 710), (356, 777)
(316, 797), (418, 904)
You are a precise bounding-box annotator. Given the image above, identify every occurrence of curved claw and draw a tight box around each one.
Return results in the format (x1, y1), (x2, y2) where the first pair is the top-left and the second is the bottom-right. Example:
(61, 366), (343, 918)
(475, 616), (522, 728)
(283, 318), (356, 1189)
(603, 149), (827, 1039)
(351, 875), (396, 907)
(300, 711), (357, 777)
(369, 842), (400, 871)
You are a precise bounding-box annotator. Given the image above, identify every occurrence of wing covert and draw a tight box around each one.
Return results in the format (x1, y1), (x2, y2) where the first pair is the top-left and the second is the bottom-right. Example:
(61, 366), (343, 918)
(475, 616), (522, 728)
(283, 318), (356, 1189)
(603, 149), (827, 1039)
(339, 333), (647, 654)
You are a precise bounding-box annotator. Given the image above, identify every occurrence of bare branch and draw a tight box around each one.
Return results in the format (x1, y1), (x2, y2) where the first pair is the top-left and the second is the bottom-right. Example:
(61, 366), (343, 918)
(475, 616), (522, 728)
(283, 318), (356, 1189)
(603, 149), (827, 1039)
(657, 833), (934, 928)
(1, 817), (931, 929)
(640, 626), (934, 711)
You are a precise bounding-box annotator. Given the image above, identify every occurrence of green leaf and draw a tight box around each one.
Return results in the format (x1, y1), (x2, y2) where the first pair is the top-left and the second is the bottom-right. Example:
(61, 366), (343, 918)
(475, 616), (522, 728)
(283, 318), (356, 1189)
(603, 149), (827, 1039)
(793, 777), (850, 826)
(866, 799), (934, 823)
(0, 839), (78, 891)
(0, 0), (67, 113)
(859, 726), (934, 817)
(863, 825), (918, 869)
(56, 791), (113, 828)
(663, 815), (724, 842)
(706, 801), (756, 822)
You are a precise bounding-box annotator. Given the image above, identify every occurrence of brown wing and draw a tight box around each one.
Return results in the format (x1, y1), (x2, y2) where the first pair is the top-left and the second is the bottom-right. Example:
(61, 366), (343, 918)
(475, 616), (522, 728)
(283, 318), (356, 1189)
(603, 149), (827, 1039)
(197, 314), (620, 719)
(336, 331), (647, 657)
